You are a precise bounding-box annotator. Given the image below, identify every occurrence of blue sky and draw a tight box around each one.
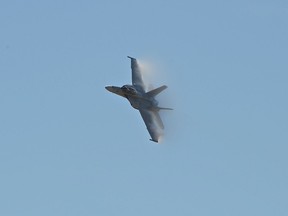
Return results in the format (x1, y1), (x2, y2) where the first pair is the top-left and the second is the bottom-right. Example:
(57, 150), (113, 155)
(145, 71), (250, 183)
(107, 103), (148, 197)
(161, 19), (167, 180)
(0, 0), (287, 215)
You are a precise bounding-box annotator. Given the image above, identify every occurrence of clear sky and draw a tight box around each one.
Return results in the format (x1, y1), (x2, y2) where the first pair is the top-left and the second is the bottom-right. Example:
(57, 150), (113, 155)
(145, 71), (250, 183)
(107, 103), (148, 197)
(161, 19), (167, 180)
(0, 0), (287, 215)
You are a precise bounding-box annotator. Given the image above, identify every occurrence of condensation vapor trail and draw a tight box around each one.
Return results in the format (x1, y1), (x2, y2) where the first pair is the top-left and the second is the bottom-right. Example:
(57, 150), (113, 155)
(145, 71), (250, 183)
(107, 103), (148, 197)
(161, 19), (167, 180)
(137, 58), (166, 92)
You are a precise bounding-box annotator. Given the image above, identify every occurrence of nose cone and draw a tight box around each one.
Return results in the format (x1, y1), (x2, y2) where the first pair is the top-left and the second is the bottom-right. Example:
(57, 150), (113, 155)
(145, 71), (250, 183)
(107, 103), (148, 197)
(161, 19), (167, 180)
(105, 85), (124, 97)
(105, 86), (113, 92)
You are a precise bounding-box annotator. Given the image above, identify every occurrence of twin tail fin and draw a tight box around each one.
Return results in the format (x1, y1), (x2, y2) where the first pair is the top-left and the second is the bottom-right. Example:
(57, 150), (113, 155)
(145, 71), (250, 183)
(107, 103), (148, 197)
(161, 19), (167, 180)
(145, 85), (167, 98)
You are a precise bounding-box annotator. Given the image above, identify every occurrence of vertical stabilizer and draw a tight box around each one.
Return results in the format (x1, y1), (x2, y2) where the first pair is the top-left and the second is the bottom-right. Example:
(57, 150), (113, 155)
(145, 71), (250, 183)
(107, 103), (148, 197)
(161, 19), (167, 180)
(145, 85), (167, 98)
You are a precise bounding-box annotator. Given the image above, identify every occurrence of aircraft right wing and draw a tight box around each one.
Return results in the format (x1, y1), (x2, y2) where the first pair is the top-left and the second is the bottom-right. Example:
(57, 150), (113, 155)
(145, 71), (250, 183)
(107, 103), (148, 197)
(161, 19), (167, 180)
(127, 56), (146, 92)
(139, 109), (164, 143)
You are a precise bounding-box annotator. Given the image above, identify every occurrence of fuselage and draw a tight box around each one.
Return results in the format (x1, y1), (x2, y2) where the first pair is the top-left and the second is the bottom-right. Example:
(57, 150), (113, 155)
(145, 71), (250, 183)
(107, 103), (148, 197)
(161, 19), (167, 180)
(105, 85), (158, 110)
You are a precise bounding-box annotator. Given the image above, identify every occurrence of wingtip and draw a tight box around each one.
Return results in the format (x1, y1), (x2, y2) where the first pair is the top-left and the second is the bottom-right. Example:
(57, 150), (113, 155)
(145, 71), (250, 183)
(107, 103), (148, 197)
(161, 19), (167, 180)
(150, 138), (164, 144)
(127, 56), (135, 60)
(150, 139), (158, 143)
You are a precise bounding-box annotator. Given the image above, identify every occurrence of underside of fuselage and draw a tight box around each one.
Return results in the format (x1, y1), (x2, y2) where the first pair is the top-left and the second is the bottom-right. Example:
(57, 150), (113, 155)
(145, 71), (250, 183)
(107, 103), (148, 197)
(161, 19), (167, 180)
(126, 95), (157, 110)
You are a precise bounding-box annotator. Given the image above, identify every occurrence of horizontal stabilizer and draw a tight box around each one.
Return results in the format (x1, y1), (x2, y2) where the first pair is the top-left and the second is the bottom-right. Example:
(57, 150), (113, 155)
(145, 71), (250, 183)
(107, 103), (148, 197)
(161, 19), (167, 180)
(146, 85), (167, 97)
(156, 107), (173, 111)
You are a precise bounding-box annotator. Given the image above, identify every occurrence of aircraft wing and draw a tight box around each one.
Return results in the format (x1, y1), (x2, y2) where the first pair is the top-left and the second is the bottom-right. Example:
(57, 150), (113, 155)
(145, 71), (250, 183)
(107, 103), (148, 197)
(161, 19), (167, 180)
(128, 56), (145, 92)
(139, 109), (164, 143)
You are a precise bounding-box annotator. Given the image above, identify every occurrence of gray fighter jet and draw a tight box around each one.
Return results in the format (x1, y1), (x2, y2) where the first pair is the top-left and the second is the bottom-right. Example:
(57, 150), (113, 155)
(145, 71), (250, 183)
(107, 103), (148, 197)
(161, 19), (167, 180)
(105, 56), (172, 143)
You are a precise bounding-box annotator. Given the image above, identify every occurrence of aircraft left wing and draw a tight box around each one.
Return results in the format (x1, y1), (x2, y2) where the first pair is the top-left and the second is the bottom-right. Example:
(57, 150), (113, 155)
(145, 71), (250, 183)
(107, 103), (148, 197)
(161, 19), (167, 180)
(127, 56), (146, 92)
(139, 109), (164, 143)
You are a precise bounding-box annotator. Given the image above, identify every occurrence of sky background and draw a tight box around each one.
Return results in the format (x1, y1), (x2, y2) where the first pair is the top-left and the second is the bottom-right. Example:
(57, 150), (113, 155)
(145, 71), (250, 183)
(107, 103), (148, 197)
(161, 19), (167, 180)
(1, 0), (287, 215)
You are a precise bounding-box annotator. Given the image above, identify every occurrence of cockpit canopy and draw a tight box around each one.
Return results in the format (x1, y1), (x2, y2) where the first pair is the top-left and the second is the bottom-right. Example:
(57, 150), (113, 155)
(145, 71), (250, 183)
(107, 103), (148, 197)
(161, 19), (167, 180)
(121, 85), (137, 95)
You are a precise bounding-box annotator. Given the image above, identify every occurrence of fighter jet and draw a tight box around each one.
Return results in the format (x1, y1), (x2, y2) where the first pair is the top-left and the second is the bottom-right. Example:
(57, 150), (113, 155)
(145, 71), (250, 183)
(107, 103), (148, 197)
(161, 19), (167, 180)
(105, 56), (172, 143)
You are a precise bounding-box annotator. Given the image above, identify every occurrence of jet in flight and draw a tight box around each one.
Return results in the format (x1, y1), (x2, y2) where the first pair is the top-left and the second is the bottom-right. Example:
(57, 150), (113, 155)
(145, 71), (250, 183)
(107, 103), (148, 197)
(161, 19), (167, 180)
(105, 56), (172, 143)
